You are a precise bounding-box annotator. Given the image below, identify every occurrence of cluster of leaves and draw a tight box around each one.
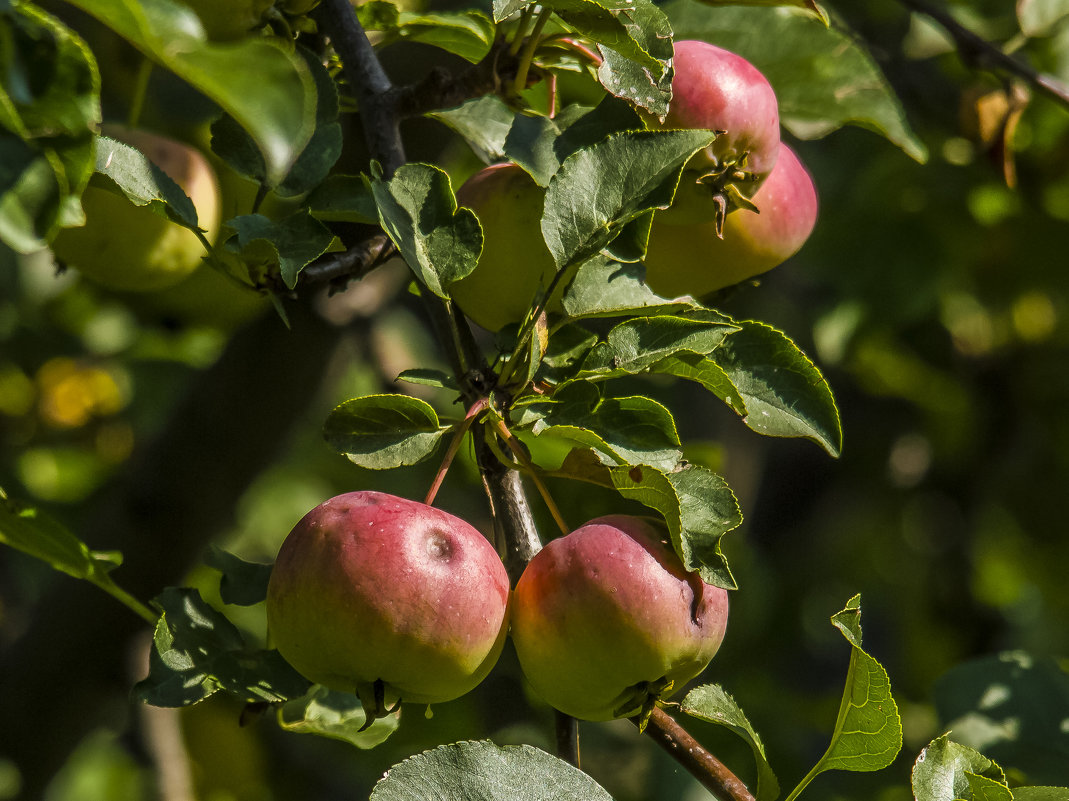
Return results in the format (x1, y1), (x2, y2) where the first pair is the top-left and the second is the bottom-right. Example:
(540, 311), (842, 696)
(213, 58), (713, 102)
(5, 0), (1069, 797)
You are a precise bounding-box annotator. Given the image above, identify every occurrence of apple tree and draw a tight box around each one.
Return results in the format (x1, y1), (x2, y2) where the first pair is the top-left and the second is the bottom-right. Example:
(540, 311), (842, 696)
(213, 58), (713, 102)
(3, 0), (1069, 798)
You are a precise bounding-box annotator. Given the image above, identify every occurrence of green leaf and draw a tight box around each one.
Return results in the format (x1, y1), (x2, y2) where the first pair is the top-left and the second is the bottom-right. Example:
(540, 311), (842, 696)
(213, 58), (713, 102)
(505, 113), (564, 187)
(1018, 0), (1069, 37)
(203, 546), (272, 607)
(648, 352), (747, 417)
(664, 3), (928, 162)
(932, 651), (1069, 785)
(430, 95), (517, 164)
(369, 741), (614, 801)
(711, 320), (842, 457)
(578, 312), (737, 378)
(911, 734), (1006, 801)
(561, 258), (697, 320)
(371, 162), (482, 298)
(208, 46), (340, 196)
(135, 587), (311, 707)
(520, 385), (683, 472)
(597, 44), (674, 118)
(1014, 789), (1069, 800)
(551, 0), (673, 81)
(966, 773), (1014, 801)
(222, 210), (342, 289)
(358, 3), (496, 62)
(0, 2), (97, 251)
(0, 486), (122, 584)
(305, 175), (379, 224)
(541, 129), (717, 270)
(278, 685), (399, 749)
(681, 684), (779, 801)
(784, 595), (902, 801)
(92, 135), (200, 229)
(64, 0), (316, 183)
(493, 0), (532, 22)
(323, 394), (450, 470)
(692, 0), (826, 23)
(553, 95), (645, 164)
(396, 368), (460, 391)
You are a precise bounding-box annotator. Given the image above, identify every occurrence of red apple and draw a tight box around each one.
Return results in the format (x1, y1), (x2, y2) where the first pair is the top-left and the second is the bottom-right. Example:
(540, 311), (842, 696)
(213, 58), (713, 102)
(643, 143), (818, 298)
(449, 163), (559, 332)
(510, 515), (729, 721)
(649, 40), (781, 226)
(266, 491), (510, 713)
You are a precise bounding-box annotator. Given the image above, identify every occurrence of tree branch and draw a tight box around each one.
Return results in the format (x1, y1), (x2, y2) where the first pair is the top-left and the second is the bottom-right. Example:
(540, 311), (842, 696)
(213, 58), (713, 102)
(313, 0), (543, 572)
(638, 708), (756, 801)
(895, 0), (1069, 110)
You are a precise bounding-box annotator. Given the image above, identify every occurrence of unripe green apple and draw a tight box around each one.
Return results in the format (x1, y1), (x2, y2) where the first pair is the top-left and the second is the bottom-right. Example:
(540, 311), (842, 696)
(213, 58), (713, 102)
(266, 491), (511, 711)
(449, 163), (559, 332)
(510, 515), (729, 721)
(649, 40), (781, 225)
(181, 0), (274, 40)
(643, 143), (818, 299)
(51, 128), (220, 293)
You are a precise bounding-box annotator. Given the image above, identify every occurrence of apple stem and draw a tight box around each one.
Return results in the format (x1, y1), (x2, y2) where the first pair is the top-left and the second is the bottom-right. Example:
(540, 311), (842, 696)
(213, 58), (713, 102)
(490, 418), (570, 536)
(507, 6), (535, 56)
(424, 398), (488, 506)
(554, 710), (580, 767)
(541, 36), (604, 68)
(511, 9), (551, 97)
(126, 57), (153, 130)
(638, 707), (756, 801)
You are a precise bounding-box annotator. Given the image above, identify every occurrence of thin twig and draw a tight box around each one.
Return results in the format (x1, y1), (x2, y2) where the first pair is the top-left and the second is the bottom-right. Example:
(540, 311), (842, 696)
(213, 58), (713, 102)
(639, 708), (756, 801)
(895, 0), (1069, 111)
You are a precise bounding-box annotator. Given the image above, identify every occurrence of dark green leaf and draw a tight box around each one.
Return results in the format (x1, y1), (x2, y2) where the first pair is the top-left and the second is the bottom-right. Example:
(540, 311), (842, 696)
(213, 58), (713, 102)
(505, 113), (563, 187)
(278, 685), (399, 749)
(542, 129), (717, 269)
(682, 684), (779, 801)
(135, 587), (310, 707)
(911, 734), (1006, 801)
(553, 94), (645, 164)
(0, 486), (121, 583)
(711, 321), (842, 457)
(204, 546), (273, 607)
(601, 209), (652, 263)
(359, 3), (496, 62)
(551, 0), (672, 80)
(430, 95), (517, 164)
(648, 352), (746, 416)
(64, 0), (316, 183)
(560, 257), (697, 319)
(933, 651), (1069, 785)
(223, 211), (342, 289)
(538, 324), (598, 384)
(664, 3), (928, 161)
(597, 44), (673, 118)
(369, 741), (614, 801)
(371, 163), (482, 298)
(323, 394), (449, 470)
(786, 595), (902, 799)
(305, 175), (379, 224)
(396, 368), (460, 391)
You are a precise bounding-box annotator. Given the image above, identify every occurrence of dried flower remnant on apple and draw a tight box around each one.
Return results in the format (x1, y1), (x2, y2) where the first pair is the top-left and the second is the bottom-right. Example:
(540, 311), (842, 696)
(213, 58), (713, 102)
(510, 515), (729, 722)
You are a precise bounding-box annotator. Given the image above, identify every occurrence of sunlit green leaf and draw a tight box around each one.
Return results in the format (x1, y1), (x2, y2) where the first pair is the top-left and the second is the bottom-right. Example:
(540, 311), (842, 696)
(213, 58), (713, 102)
(682, 684), (779, 801)
(222, 211), (342, 289)
(911, 734), (1006, 801)
(369, 741), (613, 800)
(323, 394), (450, 470)
(278, 685), (399, 749)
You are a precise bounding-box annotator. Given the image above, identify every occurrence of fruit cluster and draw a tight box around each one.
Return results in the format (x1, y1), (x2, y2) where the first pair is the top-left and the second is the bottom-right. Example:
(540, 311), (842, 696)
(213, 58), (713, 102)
(450, 39), (819, 331)
(266, 491), (729, 722)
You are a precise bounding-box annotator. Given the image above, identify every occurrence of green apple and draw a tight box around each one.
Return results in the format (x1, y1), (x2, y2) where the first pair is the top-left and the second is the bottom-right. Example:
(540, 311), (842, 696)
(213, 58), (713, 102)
(644, 143), (818, 298)
(51, 128), (220, 293)
(449, 163), (559, 333)
(181, 0), (275, 40)
(510, 515), (729, 721)
(266, 491), (511, 713)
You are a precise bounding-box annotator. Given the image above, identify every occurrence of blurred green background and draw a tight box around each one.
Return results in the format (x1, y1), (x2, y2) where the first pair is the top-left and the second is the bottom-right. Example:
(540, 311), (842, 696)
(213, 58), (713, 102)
(3, 0), (1069, 798)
